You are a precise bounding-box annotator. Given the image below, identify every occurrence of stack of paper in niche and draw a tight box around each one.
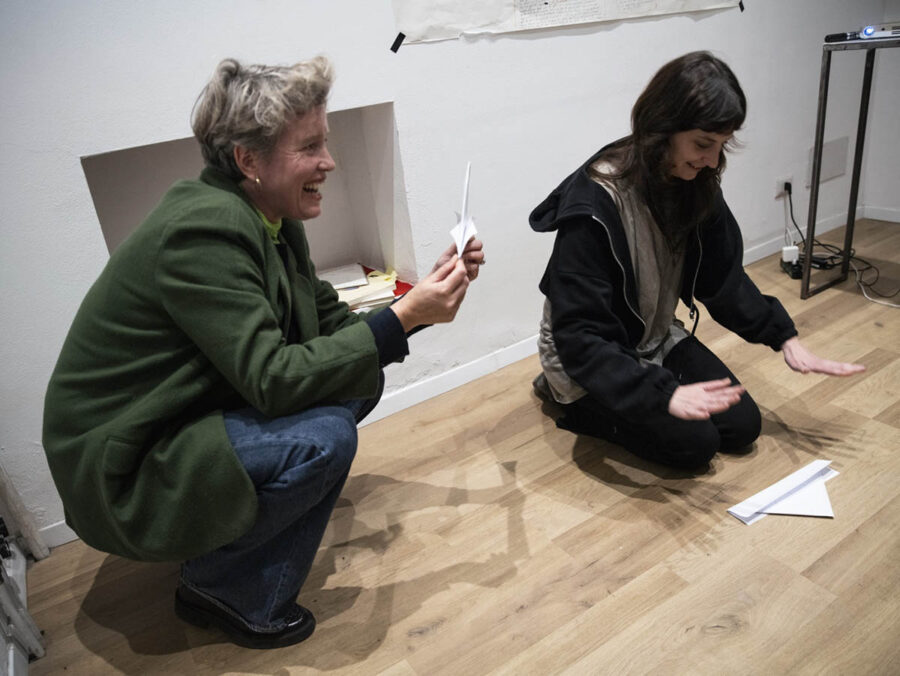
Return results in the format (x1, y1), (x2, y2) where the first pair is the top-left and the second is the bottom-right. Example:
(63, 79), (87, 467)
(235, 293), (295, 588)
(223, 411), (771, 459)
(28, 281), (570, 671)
(317, 263), (369, 291)
(318, 263), (405, 312)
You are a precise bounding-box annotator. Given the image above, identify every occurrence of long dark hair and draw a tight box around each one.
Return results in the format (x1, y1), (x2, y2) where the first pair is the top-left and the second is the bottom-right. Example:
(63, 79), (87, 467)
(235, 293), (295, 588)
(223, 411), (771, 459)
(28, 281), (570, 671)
(594, 51), (746, 248)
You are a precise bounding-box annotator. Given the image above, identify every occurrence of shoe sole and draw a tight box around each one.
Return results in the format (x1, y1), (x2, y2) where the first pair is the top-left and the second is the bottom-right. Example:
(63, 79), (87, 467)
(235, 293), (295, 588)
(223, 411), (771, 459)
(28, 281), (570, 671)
(175, 593), (315, 649)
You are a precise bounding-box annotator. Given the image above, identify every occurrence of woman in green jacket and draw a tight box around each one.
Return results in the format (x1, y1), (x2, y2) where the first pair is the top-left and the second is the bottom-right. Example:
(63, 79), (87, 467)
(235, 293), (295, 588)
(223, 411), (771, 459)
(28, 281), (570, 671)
(42, 56), (484, 649)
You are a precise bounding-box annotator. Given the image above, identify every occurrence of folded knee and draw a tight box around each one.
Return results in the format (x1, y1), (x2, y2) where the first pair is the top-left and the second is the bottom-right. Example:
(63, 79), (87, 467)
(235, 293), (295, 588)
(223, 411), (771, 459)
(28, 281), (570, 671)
(721, 397), (762, 451)
(670, 436), (719, 468)
(650, 423), (719, 469)
(318, 407), (359, 469)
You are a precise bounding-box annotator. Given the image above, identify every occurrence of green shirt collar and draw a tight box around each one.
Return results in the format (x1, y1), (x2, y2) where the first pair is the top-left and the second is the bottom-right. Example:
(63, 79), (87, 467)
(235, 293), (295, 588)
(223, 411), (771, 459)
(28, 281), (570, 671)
(197, 167), (285, 242)
(254, 207), (283, 243)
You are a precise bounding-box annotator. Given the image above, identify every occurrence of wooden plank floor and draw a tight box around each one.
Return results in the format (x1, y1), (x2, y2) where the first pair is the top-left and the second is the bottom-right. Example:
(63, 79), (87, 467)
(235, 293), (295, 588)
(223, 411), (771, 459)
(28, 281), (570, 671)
(27, 219), (900, 675)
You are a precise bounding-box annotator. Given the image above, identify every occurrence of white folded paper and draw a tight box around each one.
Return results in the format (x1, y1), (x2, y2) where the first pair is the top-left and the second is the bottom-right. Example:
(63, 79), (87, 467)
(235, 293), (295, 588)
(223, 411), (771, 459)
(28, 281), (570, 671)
(728, 459), (838, 525)
(450, 161), (477, 257)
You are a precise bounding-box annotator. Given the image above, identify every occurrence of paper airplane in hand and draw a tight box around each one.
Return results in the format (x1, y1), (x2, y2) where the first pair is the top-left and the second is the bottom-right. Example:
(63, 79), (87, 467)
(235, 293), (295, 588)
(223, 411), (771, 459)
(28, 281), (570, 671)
(450, 161), (478, 257)
(728, 459), (838, 525)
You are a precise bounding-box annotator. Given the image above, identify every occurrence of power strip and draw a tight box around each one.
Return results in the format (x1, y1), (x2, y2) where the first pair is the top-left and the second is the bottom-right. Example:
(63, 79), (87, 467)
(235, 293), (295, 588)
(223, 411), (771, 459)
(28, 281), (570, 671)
(780, 259), (802, 279)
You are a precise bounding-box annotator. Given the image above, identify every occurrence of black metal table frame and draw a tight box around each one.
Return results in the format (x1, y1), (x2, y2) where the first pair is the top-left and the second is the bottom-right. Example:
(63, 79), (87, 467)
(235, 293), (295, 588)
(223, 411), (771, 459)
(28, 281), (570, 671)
(802, 36), (900, 299)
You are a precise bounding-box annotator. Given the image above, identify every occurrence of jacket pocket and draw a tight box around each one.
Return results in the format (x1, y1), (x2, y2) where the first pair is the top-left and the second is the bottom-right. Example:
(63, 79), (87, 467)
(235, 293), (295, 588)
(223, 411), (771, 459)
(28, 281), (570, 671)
(102, 436), (143, 477)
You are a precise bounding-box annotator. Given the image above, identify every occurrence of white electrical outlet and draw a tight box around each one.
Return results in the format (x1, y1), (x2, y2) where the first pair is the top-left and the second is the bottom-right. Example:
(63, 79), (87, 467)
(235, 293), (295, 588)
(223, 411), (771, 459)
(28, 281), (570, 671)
(775, 175), (794, 198)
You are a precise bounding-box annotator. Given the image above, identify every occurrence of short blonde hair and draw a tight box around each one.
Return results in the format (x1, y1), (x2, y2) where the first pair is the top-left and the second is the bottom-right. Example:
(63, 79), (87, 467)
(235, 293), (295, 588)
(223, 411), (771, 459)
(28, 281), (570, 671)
(191, 56), (334, 179)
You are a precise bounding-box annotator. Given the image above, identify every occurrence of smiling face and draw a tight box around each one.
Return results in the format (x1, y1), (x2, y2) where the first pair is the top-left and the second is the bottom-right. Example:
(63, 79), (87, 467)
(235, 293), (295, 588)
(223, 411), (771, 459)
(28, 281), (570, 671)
(245, 105), (335, 221)
(667, 129), (732, 181)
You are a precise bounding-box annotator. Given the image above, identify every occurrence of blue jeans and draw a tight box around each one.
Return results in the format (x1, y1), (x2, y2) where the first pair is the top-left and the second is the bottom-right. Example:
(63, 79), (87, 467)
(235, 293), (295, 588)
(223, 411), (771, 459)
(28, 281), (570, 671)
(181, 373), (383, 631)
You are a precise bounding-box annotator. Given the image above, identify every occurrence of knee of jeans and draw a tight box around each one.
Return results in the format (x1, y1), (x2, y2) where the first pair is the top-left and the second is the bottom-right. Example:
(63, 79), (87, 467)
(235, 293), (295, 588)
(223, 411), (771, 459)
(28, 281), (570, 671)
(319, 407), (359, 472)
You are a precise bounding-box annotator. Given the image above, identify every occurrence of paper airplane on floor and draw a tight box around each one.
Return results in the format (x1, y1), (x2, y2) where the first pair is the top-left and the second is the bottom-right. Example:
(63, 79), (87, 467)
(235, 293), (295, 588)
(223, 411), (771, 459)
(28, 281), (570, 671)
(450, 161), (477, 257)
(728, 459), (838, 525)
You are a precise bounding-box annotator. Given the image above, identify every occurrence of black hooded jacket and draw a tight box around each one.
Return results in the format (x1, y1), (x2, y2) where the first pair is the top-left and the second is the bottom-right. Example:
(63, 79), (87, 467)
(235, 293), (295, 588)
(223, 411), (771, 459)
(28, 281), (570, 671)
(531, 148), (798, 422)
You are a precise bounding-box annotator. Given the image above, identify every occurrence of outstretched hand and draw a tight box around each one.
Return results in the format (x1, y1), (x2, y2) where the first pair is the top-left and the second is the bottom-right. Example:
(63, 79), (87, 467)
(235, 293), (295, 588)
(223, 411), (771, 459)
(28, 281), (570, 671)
(781, 337), (866, 376)
(390, 255), (469, 332)
(668, 378), (745, 421)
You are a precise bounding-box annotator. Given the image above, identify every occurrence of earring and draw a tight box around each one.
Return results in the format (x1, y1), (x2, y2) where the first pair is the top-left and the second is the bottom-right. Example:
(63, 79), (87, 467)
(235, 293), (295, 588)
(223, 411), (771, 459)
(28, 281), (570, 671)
(255, 176), (261, 186)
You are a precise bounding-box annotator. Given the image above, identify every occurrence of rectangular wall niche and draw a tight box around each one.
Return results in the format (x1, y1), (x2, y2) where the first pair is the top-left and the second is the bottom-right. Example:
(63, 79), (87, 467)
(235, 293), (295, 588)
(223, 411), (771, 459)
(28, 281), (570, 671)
(81, 102), (416, 281)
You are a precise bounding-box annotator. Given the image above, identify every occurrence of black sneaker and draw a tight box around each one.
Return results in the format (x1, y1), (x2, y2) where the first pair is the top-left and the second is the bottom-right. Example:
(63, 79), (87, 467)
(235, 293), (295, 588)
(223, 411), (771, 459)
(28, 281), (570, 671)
(174, 584), (315, 649)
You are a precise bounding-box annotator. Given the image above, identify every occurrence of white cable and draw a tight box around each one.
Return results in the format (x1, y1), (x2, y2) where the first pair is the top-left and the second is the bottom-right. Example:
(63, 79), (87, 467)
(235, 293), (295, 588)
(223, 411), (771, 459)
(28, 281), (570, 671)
(850, 261), (900, 308)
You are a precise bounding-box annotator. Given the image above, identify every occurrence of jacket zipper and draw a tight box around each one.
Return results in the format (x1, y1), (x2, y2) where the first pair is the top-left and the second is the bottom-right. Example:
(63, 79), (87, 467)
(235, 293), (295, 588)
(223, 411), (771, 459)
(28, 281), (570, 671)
(688, 227), (702, 335)
(591, 215), (646, 332)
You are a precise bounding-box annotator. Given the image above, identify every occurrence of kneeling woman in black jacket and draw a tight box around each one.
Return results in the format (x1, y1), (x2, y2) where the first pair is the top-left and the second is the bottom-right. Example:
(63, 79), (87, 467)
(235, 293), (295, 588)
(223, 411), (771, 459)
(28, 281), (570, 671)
(531, 51), (863, 469)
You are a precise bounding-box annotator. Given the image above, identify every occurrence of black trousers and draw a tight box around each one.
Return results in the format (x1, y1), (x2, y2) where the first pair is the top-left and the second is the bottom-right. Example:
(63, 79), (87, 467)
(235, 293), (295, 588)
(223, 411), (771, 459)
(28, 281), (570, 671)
(559, 336), (761, 469)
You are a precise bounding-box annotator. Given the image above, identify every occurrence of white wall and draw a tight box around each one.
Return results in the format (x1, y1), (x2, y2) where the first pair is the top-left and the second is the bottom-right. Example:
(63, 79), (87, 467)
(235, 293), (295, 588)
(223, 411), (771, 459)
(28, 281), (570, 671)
(1, 0), (896, 547)
(885, 1), (900, 21)
(861, 44), (900, 224)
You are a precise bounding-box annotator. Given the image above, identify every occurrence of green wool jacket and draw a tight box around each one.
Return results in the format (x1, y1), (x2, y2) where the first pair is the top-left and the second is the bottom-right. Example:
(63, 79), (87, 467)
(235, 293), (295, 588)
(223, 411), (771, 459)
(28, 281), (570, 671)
(42, 167), (383, 561)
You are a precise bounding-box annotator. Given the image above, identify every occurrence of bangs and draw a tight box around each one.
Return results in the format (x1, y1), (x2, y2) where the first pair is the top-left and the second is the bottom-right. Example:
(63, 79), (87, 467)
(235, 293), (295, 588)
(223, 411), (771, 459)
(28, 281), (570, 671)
(686, 89), (745, 137)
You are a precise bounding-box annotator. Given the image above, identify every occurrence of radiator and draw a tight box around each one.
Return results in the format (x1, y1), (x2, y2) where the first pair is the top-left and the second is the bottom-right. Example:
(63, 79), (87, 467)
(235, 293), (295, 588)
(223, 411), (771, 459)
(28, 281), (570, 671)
(1, 529), (44, 676)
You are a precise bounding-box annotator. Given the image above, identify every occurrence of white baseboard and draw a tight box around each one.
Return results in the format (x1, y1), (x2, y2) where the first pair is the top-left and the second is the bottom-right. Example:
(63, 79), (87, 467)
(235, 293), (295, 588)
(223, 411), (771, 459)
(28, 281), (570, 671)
(744, 235), (793, 265)
(39, 520), (79, 549)
(361, 335), (539, 426)
(862, 206), (900, 222)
